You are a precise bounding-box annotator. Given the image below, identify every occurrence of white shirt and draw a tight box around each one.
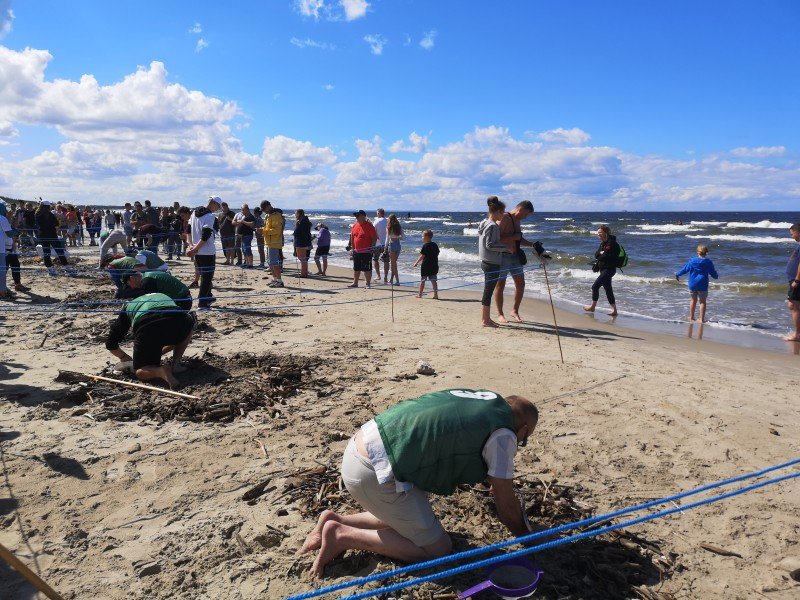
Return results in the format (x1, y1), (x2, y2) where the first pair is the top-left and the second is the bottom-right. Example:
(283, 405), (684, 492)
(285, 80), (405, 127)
(373, 217), (387, 245)
(361, 419), (517, 493)
(190, 210), (217, 256)
(0, 216), (11, 255)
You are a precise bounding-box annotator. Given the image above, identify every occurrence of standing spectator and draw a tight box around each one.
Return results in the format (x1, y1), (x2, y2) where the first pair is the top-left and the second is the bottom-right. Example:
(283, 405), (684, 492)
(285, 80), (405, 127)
(494, 200), (536, 323)
(478, 197), (510, 327)
(122, 202), (134, 245)
(372, 208), (388, 281)
(260, 200), (284, 287)
(348, 210), (377, 288)
(104, 209), (116, 231)
(143, 200), (159, 225)
(218, 202), (237, 265)
(293, 209), (312, 278)
(253, 207), (266, 268)
(65, 205), (80, 247)
(233, 204), (256, 268)
(21, 202), (36, 248)
(583, 224), (620, 317)
(55, 204), (68, 243)
(413, 229), (439, 299)
(178, 206), (192, 260)
(35, 200), (73, 276)
(1, 202), (28, 293)
(784, 223), (800, 342)
(131, 202), (146, 248)
(159, 207), (175, 258)
(0, 201), (13, 298)
(313, 223), (330, 275)
(385, 214), (403, 285)
(187, 196), (221, 309)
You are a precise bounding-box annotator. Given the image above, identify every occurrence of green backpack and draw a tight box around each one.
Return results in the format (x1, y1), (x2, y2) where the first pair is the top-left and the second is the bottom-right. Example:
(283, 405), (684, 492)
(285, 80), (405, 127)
(616, 244), (628, 269)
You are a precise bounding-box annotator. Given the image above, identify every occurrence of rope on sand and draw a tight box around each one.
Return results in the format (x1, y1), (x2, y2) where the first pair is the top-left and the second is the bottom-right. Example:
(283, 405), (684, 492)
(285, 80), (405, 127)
(286, 458), (800, 600)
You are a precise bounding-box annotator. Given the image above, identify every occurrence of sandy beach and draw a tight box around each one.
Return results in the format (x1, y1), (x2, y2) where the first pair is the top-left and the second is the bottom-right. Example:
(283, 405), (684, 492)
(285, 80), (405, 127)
(1, 248), (799, 600)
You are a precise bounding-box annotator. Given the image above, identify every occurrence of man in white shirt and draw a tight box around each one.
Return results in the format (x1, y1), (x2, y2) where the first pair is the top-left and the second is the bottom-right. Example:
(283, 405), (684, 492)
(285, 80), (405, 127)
(186, 196), (221, 310)
(300, 388), (538, 578)
(372, 208), (388, 281)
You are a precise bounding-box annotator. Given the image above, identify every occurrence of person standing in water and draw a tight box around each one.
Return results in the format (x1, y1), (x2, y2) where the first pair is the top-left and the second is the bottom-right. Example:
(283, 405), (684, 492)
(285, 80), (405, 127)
(784, 223), (800, 342)
(584, 224), (619, 316)
(676, 245), (718, 322)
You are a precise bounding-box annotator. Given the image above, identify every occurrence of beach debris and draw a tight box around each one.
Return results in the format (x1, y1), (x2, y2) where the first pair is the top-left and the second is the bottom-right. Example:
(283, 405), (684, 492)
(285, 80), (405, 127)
(700, 543), (743, 558)
(242, 477), (273, 501)
(416, 361), (436, 376)
(132, 560), (162, 578)
(51, 352), (326, 423)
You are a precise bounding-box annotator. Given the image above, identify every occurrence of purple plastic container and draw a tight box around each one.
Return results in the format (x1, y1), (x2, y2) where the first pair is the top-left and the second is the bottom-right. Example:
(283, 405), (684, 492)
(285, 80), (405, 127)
(458, 556), (543, 599)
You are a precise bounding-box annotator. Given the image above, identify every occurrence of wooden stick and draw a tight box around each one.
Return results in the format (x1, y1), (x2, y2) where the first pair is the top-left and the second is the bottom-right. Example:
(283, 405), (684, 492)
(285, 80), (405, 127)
(66, 371), (200, 400)
(0, 542), (64, 600)
(541, 260), (564, 363)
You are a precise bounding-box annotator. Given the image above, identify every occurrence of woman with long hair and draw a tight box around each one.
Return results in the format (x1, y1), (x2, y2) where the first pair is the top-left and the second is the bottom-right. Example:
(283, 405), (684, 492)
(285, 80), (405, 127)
(385, 214), (403, 285)
(293, 209), (312, 278)
(478, 196), (510, 327)
(584, 224), (619, 316)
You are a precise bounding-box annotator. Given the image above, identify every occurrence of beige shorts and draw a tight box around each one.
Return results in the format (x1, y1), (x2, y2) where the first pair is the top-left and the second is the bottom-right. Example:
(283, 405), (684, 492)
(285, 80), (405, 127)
(340, 438), (445, 547)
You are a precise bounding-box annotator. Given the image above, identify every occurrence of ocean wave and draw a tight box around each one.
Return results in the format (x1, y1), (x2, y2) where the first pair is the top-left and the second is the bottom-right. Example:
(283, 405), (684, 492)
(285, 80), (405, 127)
(443, 220), (474, 226)
(544, 217), (573, 221)
(627, 231), (675, 236)
(690, 221), (726, 226)
(438, 247), (480, 262)
(686, 234), (794, 244)
(635, 224), (701, 232)
(725, 220), (792, 229)
(555, 227), (591, 235)
(463, 227), (479, 236)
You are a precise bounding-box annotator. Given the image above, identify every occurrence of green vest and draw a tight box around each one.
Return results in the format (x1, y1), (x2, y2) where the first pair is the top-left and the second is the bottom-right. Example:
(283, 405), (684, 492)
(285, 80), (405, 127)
(109, 257), (138, 271)
(125, 293), (179, 328)
(375, 389), (515, 495)
(137, 251), (164, 270)
(142, 271), (190, 300)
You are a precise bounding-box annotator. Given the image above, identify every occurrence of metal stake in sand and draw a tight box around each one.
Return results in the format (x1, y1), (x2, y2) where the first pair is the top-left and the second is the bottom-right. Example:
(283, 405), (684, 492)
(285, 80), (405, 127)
(0, 542), (64, 600)
(541, 260), (564, 363)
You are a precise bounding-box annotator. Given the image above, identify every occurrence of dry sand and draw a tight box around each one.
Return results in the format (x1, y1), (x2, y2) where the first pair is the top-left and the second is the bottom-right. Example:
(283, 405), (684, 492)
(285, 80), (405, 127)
(1, 248), (799, 599)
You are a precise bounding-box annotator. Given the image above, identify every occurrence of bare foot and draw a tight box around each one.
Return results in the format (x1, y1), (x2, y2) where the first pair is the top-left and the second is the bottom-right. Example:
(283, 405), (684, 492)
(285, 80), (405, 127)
(609, 310), (618, 316)
(346, 284), (358, 288)
(165, 374), (181, 390)
(510, 311), (522, 322)
(432, 295), (439, 300)
(482, 320), (499, 328)
(299, 510), (339, 555)
(496, 314), (509, 324)
(311, 521), (346, 578)
(782, 335), (800, 342)
(171, 364), (188, 374)
(583, 305), (595, 313)
(416, 294), (422, 298)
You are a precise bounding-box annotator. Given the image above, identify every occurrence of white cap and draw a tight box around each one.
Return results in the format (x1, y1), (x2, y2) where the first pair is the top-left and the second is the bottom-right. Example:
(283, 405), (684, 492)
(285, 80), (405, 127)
(40, 199), (52, 206)
(208, 196), (222, 206)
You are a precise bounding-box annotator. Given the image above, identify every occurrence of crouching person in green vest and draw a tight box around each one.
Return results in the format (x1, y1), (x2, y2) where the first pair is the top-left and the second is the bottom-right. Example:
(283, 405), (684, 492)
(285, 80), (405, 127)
(117, 270), (193, 312)
(300, 389), (539, 578)
(105, 292), (194, 389)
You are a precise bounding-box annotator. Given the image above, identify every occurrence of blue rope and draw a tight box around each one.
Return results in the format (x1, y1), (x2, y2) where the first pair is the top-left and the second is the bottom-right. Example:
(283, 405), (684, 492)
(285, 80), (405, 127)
(286, 459), (800, 600)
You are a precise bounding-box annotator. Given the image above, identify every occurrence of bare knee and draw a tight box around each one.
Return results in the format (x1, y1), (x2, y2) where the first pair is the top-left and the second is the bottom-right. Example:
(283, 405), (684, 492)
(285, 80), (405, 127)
(425, 533), (452, 558)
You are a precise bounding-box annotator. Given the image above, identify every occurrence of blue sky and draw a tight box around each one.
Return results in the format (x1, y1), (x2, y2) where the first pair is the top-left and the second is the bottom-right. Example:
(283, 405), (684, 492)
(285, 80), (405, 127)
(0, 0), (798, 210)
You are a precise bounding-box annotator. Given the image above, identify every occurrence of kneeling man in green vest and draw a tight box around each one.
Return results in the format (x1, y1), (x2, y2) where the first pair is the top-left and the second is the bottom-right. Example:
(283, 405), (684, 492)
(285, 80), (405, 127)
(300, 389), (539, 577)
(105, 292), (194, 389)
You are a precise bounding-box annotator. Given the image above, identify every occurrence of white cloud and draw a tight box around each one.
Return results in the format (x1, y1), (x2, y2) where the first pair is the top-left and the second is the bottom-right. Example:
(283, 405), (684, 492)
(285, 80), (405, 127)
(419, 30), (436, 50)
(297, 0), (326, 20)
(389, 132), (429, 154)
(322, 83), (335, 91)
(290, 37), (335, 50)
(0, 4), (14, 40)
(364, 34), (386, 55)
(189, 22), (202, 34)
(403, 34), (412, 46)
(195, 38), (208, 53)
(537, 127), (591, 145)
(730, 145), (786, 158)
(261, 135), (336, 173)
(341, 0), (368, 21)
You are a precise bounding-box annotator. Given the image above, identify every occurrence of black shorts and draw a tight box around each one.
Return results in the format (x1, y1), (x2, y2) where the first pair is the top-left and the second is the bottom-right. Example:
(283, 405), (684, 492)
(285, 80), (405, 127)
(353, 252), (372, 272)
(788, 283), (800, 303)
(315, 245), (330, 258)
(133, 313), (193, 370)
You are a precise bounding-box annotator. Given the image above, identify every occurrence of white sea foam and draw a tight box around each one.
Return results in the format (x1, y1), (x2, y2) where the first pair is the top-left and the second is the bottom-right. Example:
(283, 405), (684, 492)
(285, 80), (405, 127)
(686, 234), (793, 244)
(635, 224), (701, 232)
(725, 220), (792, 229)
(438, 247), (480, 262)
(463, 227), (479, 236)
(627, 231), (672, 236)
(689, 221), (726, 226)
(544, 217), (572, 221)
(558, 267), (673, 285)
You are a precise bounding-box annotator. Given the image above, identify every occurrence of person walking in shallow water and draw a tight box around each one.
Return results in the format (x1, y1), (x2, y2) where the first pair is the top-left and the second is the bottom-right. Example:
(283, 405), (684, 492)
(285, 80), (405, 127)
(584, 224), (619, 316)
(676, 245), (718, 322)
(784, 223), (800, 342)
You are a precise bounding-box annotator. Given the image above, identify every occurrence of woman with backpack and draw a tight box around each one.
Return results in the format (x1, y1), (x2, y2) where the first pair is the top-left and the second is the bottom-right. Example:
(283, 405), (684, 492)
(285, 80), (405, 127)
(584, 224), (620, 316)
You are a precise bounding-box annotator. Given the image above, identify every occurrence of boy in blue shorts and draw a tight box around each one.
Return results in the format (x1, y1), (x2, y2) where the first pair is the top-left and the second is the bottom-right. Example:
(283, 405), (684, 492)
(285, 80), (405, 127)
(676, 244), (718, 322)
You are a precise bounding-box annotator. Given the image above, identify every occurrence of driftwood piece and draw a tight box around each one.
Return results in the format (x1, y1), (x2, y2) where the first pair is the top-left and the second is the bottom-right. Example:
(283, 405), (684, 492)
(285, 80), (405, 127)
(700, 543), (743, 558)
(0, 542), (65, 600)
(58, 370), (200, 400)
(242, 477), (273, 501)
